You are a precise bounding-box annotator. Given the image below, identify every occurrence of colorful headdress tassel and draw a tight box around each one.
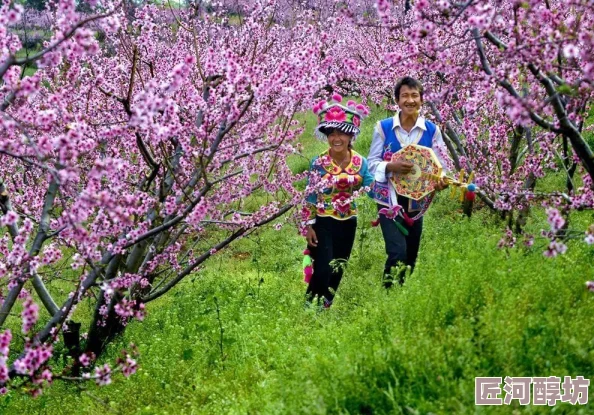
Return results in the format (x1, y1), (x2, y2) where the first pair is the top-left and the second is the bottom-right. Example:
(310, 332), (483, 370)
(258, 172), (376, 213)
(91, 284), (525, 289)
(303, 249), (313, 283)
(393, 220), (409, 236)
(371, 207), (411, 236)
(449, 169), (477, 218)
(465, 183), (477, 201)
(463, 183), (477, 217)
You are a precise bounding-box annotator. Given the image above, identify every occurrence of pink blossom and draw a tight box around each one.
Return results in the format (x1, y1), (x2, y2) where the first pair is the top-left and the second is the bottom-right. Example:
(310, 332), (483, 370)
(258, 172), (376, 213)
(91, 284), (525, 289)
(0, 211), (18, 227)
(21, 297), (39, 334)
(543, 241), (567, 257)
(13, 344), (52, 376)
(497, 228), (516, 249)
(0, 330), (12, 384)
(563, 44), (580, 59)
(94, 364), (112, 386)
(546, 208), (565, 232)
(120, 356), (137, 377)
(6, 4), (23, 24)
(79, 353), (92, 367)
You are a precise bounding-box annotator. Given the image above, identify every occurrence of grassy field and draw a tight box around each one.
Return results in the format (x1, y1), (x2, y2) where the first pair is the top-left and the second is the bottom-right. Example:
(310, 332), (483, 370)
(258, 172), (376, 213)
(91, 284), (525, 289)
(2, 108), (594, 414)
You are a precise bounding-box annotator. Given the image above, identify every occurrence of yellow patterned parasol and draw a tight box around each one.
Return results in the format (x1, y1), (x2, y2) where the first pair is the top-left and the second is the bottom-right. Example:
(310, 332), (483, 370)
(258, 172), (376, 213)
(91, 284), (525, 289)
(390, 144), (477, 201)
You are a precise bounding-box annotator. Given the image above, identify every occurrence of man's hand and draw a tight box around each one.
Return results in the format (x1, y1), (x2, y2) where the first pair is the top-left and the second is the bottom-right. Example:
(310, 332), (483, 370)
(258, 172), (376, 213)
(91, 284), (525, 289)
(434, 177), (449, 191)
(387, 160), (415, 175)
(306, 226), (318, 247)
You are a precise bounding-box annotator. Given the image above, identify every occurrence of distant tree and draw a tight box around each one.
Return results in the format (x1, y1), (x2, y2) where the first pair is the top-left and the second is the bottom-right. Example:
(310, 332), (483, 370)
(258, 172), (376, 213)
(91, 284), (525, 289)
(23, 0), (47, 11)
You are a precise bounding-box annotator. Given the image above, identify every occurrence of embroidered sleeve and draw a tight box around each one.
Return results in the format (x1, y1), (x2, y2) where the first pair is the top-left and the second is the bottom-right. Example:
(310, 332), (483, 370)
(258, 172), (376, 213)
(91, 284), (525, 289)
(361, 158), (375, 188)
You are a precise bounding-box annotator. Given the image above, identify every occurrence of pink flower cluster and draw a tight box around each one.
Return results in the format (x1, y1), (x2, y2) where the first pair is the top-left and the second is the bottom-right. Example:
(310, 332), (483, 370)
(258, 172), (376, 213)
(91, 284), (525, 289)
(79, 352), (95, 367)
(13, 343), (53, 377)
(21, 296), (40, 334)
(0, 330), (12, 385)
(497, 228), (516, 249)
(114, 299), (145, 323)
(94, 364), (112, 386)
(546, 208), (566, 232)
(544, 240), (568, 258)
(117, 353), (138, 378)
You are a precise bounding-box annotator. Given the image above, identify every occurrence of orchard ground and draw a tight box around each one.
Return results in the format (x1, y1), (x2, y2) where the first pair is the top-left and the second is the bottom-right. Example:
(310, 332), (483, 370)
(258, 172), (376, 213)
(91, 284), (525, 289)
(2, 108), (594, 414)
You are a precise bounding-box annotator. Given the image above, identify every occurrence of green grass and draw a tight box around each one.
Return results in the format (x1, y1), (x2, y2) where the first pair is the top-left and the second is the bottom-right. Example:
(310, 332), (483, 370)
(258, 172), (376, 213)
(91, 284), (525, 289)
(4, 195), (594, 414)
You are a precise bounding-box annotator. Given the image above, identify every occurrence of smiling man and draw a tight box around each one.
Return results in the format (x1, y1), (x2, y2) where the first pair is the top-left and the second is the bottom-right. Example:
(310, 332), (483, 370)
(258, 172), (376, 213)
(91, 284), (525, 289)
(367, 77), (452, 288)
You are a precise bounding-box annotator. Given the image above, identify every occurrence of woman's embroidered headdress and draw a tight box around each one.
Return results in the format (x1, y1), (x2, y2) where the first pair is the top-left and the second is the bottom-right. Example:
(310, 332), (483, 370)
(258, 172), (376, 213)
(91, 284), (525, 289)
(312, 93), (369, 141)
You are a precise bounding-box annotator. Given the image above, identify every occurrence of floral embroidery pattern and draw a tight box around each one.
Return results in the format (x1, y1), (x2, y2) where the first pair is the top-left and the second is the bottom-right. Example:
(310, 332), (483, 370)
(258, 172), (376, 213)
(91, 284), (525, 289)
(383, 144), (394, 161)
(305, 150), (369, 220)
(324, 106), (347, 122)
(331, 192), (352, 215)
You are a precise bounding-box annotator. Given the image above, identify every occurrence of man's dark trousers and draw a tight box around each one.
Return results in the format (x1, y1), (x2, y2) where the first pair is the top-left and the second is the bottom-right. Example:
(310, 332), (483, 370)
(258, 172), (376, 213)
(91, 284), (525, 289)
(377, 195), (424, 287)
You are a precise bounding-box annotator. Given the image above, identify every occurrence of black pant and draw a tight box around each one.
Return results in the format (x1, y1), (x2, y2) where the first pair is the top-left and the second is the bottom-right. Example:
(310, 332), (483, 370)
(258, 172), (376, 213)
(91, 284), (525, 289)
(377, 197), (424, 286)
(306, 216), (357, 304)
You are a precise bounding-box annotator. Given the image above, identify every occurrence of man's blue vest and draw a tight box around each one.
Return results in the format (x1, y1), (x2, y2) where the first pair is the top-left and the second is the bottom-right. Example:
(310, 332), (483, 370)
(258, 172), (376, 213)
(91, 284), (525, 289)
(379, 117), (436, 158)
(372, 117), (436, 207)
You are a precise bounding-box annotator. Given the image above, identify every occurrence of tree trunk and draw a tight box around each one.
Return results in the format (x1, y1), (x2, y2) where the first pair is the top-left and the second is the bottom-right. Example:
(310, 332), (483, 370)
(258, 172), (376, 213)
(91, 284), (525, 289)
(84, 292), (127, 359)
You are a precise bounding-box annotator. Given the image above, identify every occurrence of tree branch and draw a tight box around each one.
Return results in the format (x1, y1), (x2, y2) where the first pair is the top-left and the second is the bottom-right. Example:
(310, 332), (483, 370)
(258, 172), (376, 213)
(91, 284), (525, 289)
(0, 177), (61, 327)
(0, 8), (119, 81)
(142, 204), (293, 302)
(473, 29), (561, 132)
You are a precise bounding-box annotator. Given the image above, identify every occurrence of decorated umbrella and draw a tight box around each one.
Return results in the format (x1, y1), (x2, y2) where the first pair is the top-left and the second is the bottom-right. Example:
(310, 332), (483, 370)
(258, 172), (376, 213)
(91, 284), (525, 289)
(390, 144), (477, 202)
(372, 144), (478, 233)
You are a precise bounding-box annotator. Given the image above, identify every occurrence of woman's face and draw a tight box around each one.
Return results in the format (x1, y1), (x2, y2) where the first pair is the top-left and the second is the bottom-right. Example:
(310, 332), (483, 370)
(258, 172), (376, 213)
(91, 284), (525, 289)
(327, 130), (352, 154)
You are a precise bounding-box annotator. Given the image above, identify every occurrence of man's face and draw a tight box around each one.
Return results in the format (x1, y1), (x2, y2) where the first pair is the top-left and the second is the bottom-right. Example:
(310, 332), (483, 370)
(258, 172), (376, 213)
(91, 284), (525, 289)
(397, 85), (422, 117)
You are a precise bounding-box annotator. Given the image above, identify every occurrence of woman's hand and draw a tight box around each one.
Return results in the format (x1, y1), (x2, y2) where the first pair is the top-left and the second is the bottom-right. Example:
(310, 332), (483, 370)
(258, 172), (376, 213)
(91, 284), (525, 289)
(387, 160), (414, 175)
(306, 225), (318, 247)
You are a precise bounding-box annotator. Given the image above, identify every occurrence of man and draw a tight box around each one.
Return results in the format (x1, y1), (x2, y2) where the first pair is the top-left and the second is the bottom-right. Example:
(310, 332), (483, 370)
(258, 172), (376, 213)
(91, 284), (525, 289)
(368, 77), (452, 288)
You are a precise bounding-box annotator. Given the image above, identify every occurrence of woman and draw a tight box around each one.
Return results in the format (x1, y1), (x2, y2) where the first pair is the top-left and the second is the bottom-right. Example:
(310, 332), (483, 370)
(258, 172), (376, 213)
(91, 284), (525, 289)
(302, 93), (373, 309)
